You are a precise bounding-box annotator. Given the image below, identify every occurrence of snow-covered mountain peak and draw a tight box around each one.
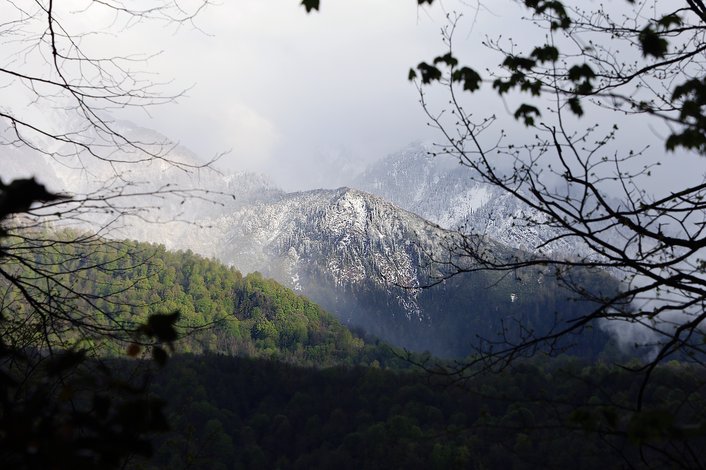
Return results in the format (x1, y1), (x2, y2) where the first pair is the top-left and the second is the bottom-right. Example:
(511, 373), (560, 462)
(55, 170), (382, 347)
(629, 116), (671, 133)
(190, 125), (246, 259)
(352, 142), (592, 257)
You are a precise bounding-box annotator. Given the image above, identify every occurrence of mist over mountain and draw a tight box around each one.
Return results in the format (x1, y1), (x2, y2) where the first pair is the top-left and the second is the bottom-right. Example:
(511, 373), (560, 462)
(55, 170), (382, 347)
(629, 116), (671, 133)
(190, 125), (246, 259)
(351, 142), (588, 257)
(202, 186), (612, 356)
(2, 126), (618, 357)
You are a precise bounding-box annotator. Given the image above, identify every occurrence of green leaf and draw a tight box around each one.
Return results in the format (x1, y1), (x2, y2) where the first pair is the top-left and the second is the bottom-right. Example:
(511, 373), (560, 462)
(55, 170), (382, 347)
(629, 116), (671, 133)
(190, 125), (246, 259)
(521, 79), (543, 96)
(657, 13), (682, 29)
(639, 27), (668, 58)
(524, 0), (571, 30)
(416, 62), (442, 84)
(567, 64), (595, 95)
(666, 129), (706, 152)
(567, 97), (583, 116)
(514, 104), (541, 126)
(301, 0), (320, 12)
(569, 408), (598, 430)
(452, 67), (482, 92)
(531, 45), (559, 63)
(672, 78), (702, 101)
(502, 55), (536, 71)
(140, 311), (180, 343)
(568, 64), (595, 82)
(627, 410), (675, 443)
(433, 52), (459, 67)
(493, 72), (528, 95)
(493, 78), (513, 94)
(601, 408), (618, 429)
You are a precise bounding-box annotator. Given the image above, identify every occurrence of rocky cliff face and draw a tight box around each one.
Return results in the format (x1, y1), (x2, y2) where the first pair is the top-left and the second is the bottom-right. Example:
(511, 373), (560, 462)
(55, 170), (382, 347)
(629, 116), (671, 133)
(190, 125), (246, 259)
(196, 186), (610, 357)
(211, 188), (450, 324)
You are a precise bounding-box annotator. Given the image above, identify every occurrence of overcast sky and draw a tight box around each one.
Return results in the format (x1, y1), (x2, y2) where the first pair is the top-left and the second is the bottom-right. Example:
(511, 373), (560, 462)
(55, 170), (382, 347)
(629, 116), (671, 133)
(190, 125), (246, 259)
(106, 0), (514, 189)
(7, 0), (699, 193)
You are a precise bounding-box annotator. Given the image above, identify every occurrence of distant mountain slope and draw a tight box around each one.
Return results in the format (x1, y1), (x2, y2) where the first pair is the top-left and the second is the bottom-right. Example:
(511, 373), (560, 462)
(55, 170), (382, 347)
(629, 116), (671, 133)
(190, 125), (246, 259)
(351, 143), (584, 256)
(5, 127), (617, 358)
(16, 236), (395, 368)
(207, 187), (614, 357)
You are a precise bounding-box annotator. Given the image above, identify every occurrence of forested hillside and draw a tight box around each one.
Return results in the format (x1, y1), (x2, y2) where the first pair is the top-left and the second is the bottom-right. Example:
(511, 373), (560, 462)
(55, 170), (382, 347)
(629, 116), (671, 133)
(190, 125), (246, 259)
(11, 231), (616, 362)
(209, 187), (620, 358)
(7, 233), (404, 368)
(5, 232), (705, 469)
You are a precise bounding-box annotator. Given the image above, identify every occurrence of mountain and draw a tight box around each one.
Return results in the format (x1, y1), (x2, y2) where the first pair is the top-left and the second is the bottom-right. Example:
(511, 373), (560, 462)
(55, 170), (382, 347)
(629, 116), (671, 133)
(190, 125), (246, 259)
(201, 187), (613, 357)
(0, 121), (282, 248)
(3, 128), (617, 358)
(351, 142), (586, 256)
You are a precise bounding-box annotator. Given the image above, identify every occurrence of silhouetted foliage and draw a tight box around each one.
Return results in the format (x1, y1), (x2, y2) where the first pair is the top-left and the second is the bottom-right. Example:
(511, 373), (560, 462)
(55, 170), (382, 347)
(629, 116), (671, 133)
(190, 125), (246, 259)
(404, 0), (706, 405)
(0, 2), (216, 467)
(0, 180), (182, 468)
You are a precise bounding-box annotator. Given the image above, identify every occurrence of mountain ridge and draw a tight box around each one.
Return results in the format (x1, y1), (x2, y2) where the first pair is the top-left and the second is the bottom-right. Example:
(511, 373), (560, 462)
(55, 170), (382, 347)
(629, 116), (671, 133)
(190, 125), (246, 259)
(2, 130), (617, 357)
